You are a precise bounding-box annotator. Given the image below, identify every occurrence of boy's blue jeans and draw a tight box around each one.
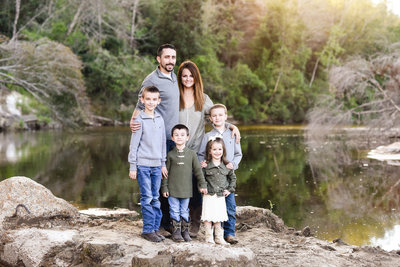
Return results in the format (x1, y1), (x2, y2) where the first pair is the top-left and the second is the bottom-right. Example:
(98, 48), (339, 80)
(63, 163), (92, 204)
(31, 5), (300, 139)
(137, 166), (162, 234)
(168, 196), (190, 222)
(224, 193), (236, 237)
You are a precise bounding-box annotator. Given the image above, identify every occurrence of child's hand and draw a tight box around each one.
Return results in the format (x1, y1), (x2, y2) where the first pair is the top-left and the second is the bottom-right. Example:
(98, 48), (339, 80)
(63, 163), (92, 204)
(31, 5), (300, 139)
(199, 188), (208, 195)
(200, 160), (207, 168)
(163, 192), (169, 198)
(226, 162), (234, 169)
(161, 166), (168, 179)
(129, 170), (137, 180)
(223, 190), (230, 197)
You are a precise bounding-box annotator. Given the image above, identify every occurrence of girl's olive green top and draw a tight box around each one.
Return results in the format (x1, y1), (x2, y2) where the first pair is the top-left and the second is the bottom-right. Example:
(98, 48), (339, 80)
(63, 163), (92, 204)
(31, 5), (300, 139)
(203, 161), (236, 197)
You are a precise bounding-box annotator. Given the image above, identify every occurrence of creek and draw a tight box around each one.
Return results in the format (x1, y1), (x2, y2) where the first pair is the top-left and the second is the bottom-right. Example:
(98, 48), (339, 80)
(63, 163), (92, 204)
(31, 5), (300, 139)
(0, 126), (399, 251)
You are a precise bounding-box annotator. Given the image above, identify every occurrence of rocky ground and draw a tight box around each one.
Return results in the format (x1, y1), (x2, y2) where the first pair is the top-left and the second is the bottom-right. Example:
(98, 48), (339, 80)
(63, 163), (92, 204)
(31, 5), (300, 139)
(1, 176), (399, 267)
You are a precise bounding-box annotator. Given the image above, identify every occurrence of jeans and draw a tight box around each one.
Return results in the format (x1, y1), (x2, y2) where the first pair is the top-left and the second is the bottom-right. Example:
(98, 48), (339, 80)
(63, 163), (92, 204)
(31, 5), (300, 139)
(168, 197), (190, 222)
(137, 166), (162, 234)
(160, 139), (176, 229)
(224, 192), (236, 237)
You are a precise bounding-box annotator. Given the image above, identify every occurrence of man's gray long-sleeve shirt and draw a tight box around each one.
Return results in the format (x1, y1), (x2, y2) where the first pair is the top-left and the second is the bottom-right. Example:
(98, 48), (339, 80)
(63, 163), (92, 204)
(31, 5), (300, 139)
(136, 67), (179, 140)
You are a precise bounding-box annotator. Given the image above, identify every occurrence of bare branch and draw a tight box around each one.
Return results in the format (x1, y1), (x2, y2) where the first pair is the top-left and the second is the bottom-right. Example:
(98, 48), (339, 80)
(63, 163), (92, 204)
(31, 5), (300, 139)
(130, 0), (139, 49)
(11, 0), (21, 41)
(68, 1), (85, 36)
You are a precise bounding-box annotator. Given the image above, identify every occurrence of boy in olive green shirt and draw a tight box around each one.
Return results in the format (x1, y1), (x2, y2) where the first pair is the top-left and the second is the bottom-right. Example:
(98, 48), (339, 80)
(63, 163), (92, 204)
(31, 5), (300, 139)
(162, 124), (207, 242)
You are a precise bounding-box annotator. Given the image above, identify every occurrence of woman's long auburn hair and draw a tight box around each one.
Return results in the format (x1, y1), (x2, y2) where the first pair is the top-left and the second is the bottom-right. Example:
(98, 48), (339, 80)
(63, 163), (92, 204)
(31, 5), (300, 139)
(205, 138), (229, 165)
(177, 60), (205, 112)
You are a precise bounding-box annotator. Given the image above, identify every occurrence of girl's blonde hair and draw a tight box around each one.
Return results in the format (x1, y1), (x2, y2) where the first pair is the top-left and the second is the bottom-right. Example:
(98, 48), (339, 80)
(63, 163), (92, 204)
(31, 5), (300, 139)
(205, 137), (229, 165)
(177, 60), (205, 112)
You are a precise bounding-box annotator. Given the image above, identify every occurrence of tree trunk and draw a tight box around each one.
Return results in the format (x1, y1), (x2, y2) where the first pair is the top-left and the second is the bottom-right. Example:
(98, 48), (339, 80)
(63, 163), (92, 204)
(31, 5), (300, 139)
(11, 0), (21, 41)
(97, 0), (102, 41)
(130, 0), (139, 50)
(309, 57), (320, 88)
(67, 1), (85, 35)
(48, 0), (53, 15)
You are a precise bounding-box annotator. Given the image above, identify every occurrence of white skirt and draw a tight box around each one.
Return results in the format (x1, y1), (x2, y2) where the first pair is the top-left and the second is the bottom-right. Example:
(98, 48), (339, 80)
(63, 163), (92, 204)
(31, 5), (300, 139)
(201, 194), (228, 222)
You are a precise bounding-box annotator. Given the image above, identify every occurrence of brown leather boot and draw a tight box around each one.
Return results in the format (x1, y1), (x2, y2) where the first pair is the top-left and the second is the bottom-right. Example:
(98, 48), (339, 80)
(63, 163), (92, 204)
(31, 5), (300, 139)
(171, 219), (184, 242)
(181, 217), (192, 242)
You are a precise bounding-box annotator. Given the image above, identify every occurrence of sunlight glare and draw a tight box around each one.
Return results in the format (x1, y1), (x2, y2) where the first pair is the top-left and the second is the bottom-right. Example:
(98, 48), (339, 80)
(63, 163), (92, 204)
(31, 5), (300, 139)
(372, 0), (400, 16)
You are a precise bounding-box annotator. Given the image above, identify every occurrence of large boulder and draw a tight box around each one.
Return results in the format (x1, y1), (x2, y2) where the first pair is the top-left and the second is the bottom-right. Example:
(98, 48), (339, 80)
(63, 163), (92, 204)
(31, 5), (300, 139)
(0, 176), (79, 228)
(1, 228), (80, 267)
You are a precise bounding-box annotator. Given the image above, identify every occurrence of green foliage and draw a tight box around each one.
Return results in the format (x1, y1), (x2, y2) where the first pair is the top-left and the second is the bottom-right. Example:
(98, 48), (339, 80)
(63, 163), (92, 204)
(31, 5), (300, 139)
(224, 63), (267, 122)
(1, 0), (400, 125)
(84, 49), (155, 119)
(268, 200), (275, 211)
(153, 0), (204, 61)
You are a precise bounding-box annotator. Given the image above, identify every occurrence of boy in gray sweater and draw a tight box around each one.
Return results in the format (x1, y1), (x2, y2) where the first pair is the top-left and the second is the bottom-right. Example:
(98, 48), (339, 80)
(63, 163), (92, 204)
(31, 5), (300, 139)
(128, 86), (168, 243)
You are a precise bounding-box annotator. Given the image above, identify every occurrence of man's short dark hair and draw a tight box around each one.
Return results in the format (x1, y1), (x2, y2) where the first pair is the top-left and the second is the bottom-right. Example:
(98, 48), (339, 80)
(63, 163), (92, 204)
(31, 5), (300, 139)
(171, 124), (189, 136)
(157, 44), (176, 57)
(142, 86), (160, 97)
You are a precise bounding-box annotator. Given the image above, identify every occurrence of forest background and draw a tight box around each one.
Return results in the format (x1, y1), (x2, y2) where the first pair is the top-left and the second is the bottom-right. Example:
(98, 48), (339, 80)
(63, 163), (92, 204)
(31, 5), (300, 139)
(1, 0), (399, 127)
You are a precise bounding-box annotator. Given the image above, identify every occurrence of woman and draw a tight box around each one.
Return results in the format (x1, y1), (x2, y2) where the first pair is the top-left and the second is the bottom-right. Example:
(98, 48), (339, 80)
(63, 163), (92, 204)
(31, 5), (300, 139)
(176, 60), (240, 237)
(177, 60), (213, 153)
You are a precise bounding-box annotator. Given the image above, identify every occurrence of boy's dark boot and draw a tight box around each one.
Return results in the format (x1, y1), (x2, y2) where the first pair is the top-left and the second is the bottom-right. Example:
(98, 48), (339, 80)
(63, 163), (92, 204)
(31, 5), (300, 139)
(171, 219), (184, 242)
(181, 217), (192, 242)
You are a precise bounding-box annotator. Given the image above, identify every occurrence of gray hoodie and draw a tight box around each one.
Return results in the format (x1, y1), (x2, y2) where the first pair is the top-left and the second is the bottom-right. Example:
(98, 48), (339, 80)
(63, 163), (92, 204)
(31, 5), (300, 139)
(136, 67), (180, 140)
(128, 110), (166, 170)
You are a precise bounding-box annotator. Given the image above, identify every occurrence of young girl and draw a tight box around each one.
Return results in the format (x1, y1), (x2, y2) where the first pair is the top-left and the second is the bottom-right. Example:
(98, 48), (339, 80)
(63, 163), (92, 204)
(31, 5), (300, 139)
(201, 137), (236, 244)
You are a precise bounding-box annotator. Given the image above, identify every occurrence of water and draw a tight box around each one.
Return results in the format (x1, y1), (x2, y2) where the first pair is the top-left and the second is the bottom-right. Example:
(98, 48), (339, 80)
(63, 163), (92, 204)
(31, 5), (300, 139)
(0, 126), (399, 250)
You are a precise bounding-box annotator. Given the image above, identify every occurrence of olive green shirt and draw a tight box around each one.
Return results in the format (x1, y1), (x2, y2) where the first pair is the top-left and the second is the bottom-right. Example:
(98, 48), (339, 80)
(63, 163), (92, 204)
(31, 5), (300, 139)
(203, 161), (236, 197)
(162, 147), (207, 198)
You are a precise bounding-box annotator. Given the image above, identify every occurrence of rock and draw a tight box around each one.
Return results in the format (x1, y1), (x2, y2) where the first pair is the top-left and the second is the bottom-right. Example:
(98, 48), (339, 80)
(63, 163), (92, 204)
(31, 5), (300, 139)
(236, 206), (286, 232)
(333, 238), (348, 246)
(78, 226), (257, 266)
(1, 228), (80, 267)
(91, 115), (116, 126)
(302, 226), (312, 237)
(82, 241), (126, 266)
(1, 177), (400, 267)
(79, 208), (139, 220)
(0, 176), (79, 228)
(131, 244), (257, 267)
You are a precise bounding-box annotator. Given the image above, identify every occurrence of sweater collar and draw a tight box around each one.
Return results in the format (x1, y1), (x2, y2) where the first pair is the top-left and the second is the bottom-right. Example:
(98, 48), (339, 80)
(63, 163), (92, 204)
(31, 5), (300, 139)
(139, 110), (161, 120)
(174, 146), (188, 153)
(156, 67), (177, 82)
(211, 123), (230, 134)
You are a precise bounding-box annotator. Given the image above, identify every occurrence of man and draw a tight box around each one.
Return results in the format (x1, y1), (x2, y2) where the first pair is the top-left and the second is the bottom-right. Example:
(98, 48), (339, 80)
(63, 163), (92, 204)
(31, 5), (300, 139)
(130, 44), (179, 233)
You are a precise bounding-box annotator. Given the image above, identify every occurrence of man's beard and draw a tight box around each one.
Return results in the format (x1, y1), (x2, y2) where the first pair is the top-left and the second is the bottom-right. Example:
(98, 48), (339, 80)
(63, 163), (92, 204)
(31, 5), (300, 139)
(163, 63), (174, 72)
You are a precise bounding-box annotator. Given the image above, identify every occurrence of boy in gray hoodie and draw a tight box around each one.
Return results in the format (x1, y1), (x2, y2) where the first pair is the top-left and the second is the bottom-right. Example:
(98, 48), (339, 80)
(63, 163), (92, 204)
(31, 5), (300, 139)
(128, 86), (168, 243)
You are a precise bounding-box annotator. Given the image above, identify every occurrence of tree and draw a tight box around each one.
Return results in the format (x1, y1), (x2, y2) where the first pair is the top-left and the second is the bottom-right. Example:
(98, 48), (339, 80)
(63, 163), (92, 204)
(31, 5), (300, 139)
(0, 39), (92, 126)
(307, 42), (400, 137)
(153, 0), (203, 62)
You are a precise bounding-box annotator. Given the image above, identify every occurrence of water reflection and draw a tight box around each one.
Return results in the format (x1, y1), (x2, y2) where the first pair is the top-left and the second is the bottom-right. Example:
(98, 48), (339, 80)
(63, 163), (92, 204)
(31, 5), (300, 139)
(0, 126), (400, 250)
(370, 224), (400, 250)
